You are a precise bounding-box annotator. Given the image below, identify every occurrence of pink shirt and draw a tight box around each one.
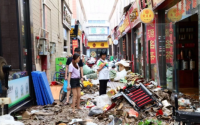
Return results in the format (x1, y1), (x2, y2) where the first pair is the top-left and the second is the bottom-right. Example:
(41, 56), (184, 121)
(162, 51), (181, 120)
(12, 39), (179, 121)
(68, 63), (80, 78)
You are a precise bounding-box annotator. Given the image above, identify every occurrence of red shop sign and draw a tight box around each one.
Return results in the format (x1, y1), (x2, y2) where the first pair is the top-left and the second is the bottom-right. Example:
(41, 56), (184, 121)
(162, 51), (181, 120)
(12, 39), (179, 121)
(72, 40), (78, 54)
(146, 19), (156, 64)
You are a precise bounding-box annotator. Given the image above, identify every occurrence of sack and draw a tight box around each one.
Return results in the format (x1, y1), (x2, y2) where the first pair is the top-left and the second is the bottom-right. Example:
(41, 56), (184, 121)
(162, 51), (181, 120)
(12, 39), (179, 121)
(63, 80), (68, 92)
(83, 65), (95, 75)
(88, 106), (103, 116)
(94, 94), (112, 109)
(109, 70), (116, 79)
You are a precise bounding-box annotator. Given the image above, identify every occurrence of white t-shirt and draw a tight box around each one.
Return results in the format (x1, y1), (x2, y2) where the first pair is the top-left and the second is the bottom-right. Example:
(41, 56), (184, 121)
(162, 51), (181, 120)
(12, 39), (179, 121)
(97, 59), (110, 80)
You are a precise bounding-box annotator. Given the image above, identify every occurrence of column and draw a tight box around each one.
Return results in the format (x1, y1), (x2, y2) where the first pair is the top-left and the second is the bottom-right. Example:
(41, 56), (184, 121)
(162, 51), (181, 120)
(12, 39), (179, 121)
(67, 29), (71, 55)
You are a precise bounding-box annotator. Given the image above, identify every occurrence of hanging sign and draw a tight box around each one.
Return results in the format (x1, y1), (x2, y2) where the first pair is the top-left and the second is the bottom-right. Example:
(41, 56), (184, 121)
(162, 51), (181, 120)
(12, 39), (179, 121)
(129, 2), (140, 28)
(72, 40), (78, 54)
(140, 8), (155, 24)
(88, 42), (109, 49)
(146, 20), (156, 64)
(113, 40), (118, 45)
(167, 8), (182, 22)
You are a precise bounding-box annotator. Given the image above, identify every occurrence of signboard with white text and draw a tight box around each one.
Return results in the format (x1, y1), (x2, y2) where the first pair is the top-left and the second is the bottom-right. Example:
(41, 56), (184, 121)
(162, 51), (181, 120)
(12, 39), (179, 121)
(7, 76), (30, 108)
(89, 27), (108, 35)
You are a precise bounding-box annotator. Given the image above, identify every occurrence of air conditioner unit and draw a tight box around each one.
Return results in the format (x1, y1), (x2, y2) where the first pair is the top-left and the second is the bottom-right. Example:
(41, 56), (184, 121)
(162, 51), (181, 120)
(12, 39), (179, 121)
(38, 38), (48, 55)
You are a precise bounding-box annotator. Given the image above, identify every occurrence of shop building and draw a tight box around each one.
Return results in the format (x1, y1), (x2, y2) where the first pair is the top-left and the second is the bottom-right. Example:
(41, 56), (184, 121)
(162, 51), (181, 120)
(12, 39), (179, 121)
(0, 0), (35, 114)
(149, 0), (199, 97)
(86, 20), (110, 58)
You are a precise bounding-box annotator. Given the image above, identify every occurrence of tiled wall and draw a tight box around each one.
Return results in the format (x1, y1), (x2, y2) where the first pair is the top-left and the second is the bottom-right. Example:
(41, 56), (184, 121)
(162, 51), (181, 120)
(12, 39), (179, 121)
(32, 0), (64, 82)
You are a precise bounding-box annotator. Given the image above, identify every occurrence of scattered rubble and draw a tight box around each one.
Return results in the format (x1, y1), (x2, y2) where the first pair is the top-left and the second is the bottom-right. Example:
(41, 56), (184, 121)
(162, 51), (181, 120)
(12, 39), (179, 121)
(11, 72), (200, 125)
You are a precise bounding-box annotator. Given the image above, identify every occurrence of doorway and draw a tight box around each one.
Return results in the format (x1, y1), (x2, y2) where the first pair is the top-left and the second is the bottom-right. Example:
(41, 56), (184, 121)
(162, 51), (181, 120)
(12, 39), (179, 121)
(176, 14), (199, 99)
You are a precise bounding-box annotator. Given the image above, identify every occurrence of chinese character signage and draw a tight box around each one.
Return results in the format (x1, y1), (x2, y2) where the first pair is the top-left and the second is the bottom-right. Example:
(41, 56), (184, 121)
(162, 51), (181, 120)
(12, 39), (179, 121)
(165, 22), (174, 65)
(167, 8), (182, 22)
(89, 27), (108, 35)
(140, 8), (155, 24)
(129, 2), (140, 28)
(123, 39), (126, 59)
(63, 2), (71, 29)
(88, 42), (108, 49)
(118, 13), (131, 35)
(72, 40), (78, 54)
(146, 20), (156, 64)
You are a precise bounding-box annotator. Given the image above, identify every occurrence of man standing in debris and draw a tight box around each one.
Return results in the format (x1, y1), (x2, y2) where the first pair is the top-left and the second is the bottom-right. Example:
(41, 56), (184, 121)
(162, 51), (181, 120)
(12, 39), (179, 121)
(97, 50), (109, 95)
(64, 48), (84, 104)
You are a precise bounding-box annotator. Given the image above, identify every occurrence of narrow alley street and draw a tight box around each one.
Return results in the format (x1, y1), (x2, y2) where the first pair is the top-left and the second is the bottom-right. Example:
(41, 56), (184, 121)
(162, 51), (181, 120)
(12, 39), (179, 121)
(0, 0), (200, 125)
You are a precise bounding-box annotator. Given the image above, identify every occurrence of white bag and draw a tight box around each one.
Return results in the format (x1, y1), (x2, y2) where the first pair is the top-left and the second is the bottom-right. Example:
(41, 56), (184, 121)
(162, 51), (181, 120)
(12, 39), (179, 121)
(0, 114), (24, 125)
(94, 94), (112, 109)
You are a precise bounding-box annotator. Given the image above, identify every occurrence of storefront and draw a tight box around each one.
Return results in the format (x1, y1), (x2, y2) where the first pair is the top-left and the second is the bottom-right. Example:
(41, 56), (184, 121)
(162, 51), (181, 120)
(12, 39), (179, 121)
(145, 0), (200, 98)
(62, 0), (72, 53)
(0, 0), (35, 114)
(127, 1), (143, 74)
(88, 42), (109, 58)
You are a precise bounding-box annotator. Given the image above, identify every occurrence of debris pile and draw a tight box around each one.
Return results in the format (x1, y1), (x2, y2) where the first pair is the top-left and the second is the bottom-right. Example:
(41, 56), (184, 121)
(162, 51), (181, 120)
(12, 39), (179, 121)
(13, 71), (200, 125)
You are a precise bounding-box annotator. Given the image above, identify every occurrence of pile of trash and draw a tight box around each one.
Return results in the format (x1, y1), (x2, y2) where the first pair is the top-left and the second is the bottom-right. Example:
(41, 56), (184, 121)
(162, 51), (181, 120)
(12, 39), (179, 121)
(9, 70), (200, 125)
(85, 72), (200, 125)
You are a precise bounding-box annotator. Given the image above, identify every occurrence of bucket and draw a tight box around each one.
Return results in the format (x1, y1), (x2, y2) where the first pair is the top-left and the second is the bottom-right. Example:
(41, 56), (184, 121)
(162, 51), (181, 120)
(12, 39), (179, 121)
(51, 81), (57, 86)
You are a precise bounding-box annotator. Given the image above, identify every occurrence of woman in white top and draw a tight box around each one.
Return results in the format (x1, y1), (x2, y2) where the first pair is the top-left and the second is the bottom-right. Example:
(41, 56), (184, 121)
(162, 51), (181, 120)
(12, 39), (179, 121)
(97, 51), (109, 95)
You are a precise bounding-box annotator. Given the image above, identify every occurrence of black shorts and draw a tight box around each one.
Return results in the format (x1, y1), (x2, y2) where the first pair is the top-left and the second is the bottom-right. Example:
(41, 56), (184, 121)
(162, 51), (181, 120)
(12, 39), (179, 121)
(70, 78), (80, 88)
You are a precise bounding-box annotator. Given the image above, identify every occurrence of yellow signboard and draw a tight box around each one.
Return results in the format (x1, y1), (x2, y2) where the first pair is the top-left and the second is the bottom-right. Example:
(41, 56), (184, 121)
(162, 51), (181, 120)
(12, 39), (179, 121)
(167, 8), (182, 22)
(140, 8), (155, 24)
(88, 42), (109, 48)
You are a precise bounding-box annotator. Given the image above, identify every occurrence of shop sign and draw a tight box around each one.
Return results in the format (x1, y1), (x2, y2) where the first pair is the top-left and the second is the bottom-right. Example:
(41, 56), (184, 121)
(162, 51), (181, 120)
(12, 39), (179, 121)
(146, 20), (156, 64)
(72, 40), (78, 54)
(85, 38), (88, 46)
(63, 3), (71, 29)
(88, 42), (109, 49)
(165, 22), (174, 65)
(140, 8), (155, 24)
(113, 40), (118, 45)
(129, 2), (140, 28)
(89, 27), (108, 35)
(122, 39), (126, 59)
(77, 25), (82, 40)
(119, 13), (130, 35)
(88, 36), (107, 41)
(70, 19), (78, 38)
(152, 0), (165, 8)
(7, 76), (30, 108)
(82, 33), (85, 44)
(167, 8), (182, 22)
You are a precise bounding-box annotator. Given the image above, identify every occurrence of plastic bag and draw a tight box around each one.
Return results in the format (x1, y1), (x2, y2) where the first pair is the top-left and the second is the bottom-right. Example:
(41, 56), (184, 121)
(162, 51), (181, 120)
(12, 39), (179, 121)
(108, 117), (122, 125)
(178, 98), (191, 106)
(0, 114), (24, 125)
(63, 80), (68, 92)
(109, 69), (116, 79)
(114, 69), (127, 81)
(94, 94), (112, 109)
(88, 106), (103, 116)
